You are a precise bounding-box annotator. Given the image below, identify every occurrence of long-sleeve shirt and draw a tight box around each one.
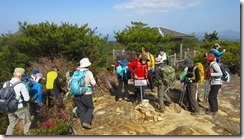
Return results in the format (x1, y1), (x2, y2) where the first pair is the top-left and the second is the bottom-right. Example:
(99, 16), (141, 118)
(128, 61), (148, 80)
(30, 82), (42, 102)
(3, 78), (30, 109)
(209, 61), (223, 85)
(211, 49), (225, 63)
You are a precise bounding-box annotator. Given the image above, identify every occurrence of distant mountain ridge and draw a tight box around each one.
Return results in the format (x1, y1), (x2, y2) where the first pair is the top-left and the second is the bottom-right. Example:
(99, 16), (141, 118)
(195, 30), (240, 42)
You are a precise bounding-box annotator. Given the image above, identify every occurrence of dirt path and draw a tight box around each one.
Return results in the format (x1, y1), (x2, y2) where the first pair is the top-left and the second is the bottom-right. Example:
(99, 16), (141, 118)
(71, 74), (240, 135)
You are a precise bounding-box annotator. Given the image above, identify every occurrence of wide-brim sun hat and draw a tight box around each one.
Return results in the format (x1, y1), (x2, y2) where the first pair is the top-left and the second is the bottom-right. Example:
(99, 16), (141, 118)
(205, 53), (216, 61)
(80, 58), (91, 68)
(140, 55), (150, 62)
(183, 58), (194, 67)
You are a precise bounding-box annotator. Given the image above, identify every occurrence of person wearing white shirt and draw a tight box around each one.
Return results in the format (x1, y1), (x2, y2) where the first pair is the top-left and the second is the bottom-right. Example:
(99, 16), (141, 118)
(3, 68), (31, 135)
(157, 46), (168, 64)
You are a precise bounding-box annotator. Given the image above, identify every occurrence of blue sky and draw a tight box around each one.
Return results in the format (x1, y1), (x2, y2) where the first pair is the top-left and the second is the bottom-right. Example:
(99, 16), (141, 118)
(0, 0), (241, 39)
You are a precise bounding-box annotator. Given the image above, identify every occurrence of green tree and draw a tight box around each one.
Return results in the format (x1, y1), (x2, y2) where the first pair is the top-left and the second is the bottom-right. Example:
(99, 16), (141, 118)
(114, 21), (172, 54)
(203, 31), (219, 42)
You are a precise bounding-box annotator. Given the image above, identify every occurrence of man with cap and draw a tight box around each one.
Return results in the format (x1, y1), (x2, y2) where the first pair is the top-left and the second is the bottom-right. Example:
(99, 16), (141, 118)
(204, 53), (222, 115)
(3, 68), (31, 135)
(128, 54), (149, 104)
(154, 57), (173, 113)
(182, 58), (201, 116)
(46, 65), (64, 108)
(74, 58), (96, 129)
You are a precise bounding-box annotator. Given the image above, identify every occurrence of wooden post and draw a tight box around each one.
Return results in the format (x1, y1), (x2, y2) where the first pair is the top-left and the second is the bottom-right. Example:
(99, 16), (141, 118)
(180, 43), (183, 61)
(194, 50), (197, 57)
(174, 53), (177, 66)
(184, 51), (187, 59)
(113, 49), (115, 61)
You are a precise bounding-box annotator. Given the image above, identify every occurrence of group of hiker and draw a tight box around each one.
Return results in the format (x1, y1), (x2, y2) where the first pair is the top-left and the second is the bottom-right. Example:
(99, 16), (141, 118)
(0, 57), (96, 135)
(114, 43), (227, 115)
(0, 42), (227, 135)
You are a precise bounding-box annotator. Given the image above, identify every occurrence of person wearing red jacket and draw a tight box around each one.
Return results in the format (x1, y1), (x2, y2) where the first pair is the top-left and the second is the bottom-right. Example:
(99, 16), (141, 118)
(128, 54), (149, 104)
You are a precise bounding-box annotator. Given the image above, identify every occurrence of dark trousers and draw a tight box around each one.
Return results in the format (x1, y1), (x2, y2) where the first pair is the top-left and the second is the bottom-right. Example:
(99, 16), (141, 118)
(117, 77), (129, 99)
(47, 89), (63, 108)
(208, 85), (221, 112)
(29, 102), (41, 128)
(134, 86), (145, 100)
(148, 70), (154, 90)
(75, 94), (94, 125)
(185, 83), (200, 112)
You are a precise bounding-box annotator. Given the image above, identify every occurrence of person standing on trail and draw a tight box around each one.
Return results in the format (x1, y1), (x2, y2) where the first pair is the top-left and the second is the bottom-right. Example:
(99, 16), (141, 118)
(114, 53), (129, 102)
(140, 47), (155, 92)
(74, 58), (96, 129)
(182, 58), (201, 116)
(204, 53), (222, 115)
(154, 58), (173, 113)
(46, 65), (64, 108)
(4, 68), (31, 135)
(211, 43), (226, 63)
(29, 73), (45, 128)
(128, 55), (149, 104)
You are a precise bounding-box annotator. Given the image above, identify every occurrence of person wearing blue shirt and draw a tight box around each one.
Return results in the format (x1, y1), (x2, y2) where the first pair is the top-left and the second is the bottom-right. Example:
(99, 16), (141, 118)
(211, 43), (226, 63)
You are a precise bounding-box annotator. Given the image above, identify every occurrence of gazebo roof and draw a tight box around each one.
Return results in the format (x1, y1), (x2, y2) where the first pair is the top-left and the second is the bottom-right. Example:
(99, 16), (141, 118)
(157, 27), (193, 39)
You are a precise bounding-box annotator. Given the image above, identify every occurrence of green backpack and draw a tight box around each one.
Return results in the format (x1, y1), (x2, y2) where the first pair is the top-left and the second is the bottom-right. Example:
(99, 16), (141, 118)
(160, 65), (176, 85)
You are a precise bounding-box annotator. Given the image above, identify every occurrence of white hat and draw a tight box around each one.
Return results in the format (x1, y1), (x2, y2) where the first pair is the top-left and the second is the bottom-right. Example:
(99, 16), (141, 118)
(35, 73), (45, 82)
(79, 58), (91, 68)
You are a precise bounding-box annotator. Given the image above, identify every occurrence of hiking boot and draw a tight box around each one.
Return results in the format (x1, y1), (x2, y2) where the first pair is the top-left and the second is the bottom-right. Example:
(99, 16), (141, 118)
(156, 108), (164, 113)
(191, 111), (200, 116)
(118, 98), (122, 101)
(82, 123), (92, 129)
(124, 97), (129, 101)
(205, 111), (217, 115)
(164, 101), (171, 106)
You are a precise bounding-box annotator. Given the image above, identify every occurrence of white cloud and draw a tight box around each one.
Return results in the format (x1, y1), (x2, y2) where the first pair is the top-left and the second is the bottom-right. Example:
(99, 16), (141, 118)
(113, 0), (202, 15)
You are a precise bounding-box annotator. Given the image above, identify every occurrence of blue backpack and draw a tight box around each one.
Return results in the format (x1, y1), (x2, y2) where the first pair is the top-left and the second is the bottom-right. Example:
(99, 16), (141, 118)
(70, 70), (91, 95)
(116, 59), (129, 79)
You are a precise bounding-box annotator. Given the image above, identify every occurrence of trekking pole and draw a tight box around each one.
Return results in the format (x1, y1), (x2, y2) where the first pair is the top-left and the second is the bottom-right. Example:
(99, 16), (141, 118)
(60, 108), (77, 135)
(174, 84), (186, 113)
(56, 99), (77, 135)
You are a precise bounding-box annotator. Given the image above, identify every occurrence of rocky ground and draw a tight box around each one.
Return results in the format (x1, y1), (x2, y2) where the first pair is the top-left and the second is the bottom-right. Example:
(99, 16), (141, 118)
(69, 73), (241, 136)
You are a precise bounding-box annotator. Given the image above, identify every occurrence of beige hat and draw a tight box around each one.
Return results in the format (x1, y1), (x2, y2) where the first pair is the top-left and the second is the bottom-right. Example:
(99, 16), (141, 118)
(14, 68), (25, 76)
(80, 58), (91, 68)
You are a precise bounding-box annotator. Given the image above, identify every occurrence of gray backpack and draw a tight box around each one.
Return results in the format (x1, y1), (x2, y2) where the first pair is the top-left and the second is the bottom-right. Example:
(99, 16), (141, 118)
(0, 81), (21, 112)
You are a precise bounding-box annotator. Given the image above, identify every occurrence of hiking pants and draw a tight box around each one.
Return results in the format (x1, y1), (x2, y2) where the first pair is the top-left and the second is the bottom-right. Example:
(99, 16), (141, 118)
(134, 86), (145, 101)
(29, 102), (41, 128)
(6, 107), (31, 135)
(47, 89), (63, 108)
(158, 83), (172, 110)
(185, 83), (200, 113)
(208, 85), (221, 112)
(117, 77), (129, 99)
(74, 94), (94, 125)
(148, 70), (154, 90)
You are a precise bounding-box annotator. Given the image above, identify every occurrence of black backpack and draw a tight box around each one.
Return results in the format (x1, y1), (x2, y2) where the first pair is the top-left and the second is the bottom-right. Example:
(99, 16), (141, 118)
(0, 81), (22, 112)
